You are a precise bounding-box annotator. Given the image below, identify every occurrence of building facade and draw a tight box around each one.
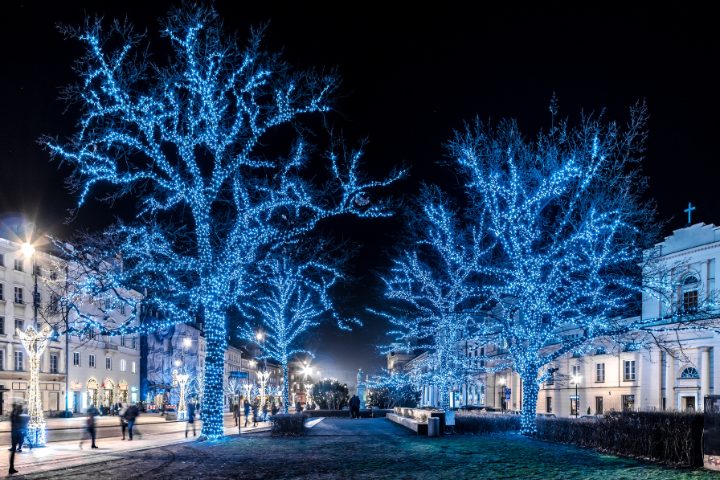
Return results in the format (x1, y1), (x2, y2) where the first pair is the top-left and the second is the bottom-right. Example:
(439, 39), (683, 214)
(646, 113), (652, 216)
(393, 223), (720, 418)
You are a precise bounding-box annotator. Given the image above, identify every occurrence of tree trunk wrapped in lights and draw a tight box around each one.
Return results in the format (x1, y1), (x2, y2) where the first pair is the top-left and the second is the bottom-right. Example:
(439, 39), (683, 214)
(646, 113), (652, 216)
(17, 324), (53, 447)
(44, 5), (402, 440)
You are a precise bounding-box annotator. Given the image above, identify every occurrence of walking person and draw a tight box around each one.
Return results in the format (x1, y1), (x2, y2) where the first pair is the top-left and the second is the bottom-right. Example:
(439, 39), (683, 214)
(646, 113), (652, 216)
(124, 403), (141, 440)
(243, 399), (251, 427)
(185, 400), (197, 438)
(8, 403), (24, 475)
(251, 401), (259, 427)
(79, 405), (99, 449)
(261, 402), (269, 422)
(119, 403), (128, 440)
(233, 401), (240, 426)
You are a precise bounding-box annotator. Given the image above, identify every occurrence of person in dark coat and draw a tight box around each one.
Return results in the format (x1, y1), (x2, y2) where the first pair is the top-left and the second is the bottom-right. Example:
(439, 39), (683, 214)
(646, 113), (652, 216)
(123, 403), (141, 440)
(8, 403), (23, 475)
(119, 403), (128, 440)
(185, 401), (197, 437)
(233, 402), (240, 426)
(349, 395), (361, 419)
(243, 399), (251, 427)
(251, 401), (259, 427)
(79, 405), (99, 449)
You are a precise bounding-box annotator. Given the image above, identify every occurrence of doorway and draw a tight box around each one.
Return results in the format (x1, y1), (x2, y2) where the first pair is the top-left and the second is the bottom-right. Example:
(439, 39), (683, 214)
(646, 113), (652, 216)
(683, 395), (696, 411)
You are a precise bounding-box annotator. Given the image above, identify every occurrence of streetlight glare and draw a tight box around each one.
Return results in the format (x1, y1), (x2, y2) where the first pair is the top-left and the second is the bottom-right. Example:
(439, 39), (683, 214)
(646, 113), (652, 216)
(22, 242), (36, 257)
(498, 376), (506, 386)
(183, 337), (192, 348)
(256, 331), (264, 341)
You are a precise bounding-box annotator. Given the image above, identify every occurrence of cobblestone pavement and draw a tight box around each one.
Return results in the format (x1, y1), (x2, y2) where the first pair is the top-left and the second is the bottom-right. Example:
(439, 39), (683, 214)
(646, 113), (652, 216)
(9, 418), (716, 480)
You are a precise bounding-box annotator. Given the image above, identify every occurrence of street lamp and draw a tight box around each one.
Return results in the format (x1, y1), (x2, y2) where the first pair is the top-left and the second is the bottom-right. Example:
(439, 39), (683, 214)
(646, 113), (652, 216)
(18, 242), (50, 446)
(572, 374), (581, 418)
(498, 376), (506, 413)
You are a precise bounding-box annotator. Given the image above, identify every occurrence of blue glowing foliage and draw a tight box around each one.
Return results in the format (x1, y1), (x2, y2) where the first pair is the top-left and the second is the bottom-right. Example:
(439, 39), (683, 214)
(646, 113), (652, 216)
(44, 5), (402, 439)
(378, 190), (487, 409)
(240, 256), (356, 413)
(449, 104), (655, 434)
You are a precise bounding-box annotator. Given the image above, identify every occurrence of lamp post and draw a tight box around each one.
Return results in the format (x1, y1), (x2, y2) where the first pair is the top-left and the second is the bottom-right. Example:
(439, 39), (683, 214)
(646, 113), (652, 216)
(304, 382), (313, 408)
(572, 374), (581, 418)
(18, 242), (50, 446)
(174, 336), (193, 419)
(498, 376), (506, 413)
(258, 370), (270, 414)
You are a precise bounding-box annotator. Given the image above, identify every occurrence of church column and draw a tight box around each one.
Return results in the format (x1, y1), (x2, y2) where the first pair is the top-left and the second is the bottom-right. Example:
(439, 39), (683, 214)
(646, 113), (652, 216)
(666, 351), (675, 411)
(702, 347), (711, 411)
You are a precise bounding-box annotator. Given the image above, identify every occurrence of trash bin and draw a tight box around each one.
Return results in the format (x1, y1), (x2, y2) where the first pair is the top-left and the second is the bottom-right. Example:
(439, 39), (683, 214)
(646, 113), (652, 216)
(428, 417), (440, 437)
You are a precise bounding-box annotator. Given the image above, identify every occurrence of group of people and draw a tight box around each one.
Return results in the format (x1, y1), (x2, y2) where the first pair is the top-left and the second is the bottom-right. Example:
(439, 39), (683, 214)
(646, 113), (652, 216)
(232, 398), (279, 427)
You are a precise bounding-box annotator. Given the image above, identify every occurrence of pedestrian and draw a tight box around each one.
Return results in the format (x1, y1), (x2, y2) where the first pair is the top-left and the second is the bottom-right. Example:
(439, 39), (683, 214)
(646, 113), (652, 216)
(251, 401), (259, 427)
(349, 394), (360, 419)
(233, 401), (240, 426)
(119, 403), (128, 440)
(185, 400), (197, 437)
(124, 403), (141, 440)
(262, 402), (269, 422)
(8, 403), (23, 475)
(271, 403), (279, 416)
(79, 404), (99, 449)
(243, 399), (251, 427)
(296, 401), (303, 413)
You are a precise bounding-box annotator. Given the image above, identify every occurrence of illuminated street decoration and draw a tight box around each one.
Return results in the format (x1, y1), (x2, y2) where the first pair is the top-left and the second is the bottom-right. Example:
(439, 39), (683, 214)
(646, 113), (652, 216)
(447, 104), (655, 434)
(240, 257), (350, 413)
(378, 192), (485, 410)
(17, 324), (53, 447)
(44, 5), (401, 439)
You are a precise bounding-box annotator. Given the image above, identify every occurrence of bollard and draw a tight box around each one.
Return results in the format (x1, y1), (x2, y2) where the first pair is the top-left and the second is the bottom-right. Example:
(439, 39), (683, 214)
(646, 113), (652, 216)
(427, 417), (440, 437)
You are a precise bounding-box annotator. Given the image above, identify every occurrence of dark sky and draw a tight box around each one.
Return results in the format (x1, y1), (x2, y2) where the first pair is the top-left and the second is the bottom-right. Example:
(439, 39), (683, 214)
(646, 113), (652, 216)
(1, 2), (718, 385)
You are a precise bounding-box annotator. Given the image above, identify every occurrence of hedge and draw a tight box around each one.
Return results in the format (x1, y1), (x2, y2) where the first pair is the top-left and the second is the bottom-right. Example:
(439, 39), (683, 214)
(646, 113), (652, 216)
(270, 413), (307, 435)
(454, 412), (521, 434)
(535, 412), (704, 467)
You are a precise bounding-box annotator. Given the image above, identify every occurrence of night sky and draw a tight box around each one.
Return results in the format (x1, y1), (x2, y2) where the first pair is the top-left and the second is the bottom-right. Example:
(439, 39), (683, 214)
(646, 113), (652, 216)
(1, 2), (718, 386)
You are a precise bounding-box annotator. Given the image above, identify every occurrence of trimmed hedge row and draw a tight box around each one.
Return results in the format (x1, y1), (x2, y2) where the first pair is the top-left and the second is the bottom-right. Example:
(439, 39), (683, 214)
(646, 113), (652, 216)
(454, 413), (521, 434)
(302, 409), (391, 418)
(536, 412), (704, 467)
(270, 414), (307, 435)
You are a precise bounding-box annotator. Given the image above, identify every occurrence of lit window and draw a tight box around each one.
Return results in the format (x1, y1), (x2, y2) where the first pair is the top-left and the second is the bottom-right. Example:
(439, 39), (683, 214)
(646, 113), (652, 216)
(131, 361), (136, 374)
(682, 275), (700, 312)
(120, 359), (126, 372)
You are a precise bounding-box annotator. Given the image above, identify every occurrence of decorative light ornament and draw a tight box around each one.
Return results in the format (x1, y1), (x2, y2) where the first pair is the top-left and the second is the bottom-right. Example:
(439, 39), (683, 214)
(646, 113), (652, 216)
(17, 324), (53, 447)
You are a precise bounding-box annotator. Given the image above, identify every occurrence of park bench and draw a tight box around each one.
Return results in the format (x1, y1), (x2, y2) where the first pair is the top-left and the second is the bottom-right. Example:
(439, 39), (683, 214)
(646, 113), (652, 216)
(387, 407), (445, 435)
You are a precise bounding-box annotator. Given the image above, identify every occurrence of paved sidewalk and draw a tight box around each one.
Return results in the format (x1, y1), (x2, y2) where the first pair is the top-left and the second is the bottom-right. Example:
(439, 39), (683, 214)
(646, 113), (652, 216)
(1, 418), (270, 477)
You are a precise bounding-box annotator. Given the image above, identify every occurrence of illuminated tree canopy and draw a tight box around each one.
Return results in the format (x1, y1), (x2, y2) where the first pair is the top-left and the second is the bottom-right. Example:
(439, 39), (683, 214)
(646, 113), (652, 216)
(240, 255), (353, 413)
(378, 190), (486, 409)
(43, 5), (401, 439)
(450, 104), (655, 434)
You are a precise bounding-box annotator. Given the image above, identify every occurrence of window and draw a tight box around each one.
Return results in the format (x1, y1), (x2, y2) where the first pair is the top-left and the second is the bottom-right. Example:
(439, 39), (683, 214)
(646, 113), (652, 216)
(73, 352), (80, 366)
(546, 396), (552, 413)
(131, 361), (136, 374)
(681, 367), (700, 379)
(0, 253), (4, 267)
(120, 359), (126, 372)
(121, 336), (126, 347)
(14, 258), (23, 272)
(120, 303), (126, 315)
(50, 354), (58, 373)
(14, 287), (23, 304)
(682, 274), (700, 312)
(596, 363), (605, 383)
(106, 357), (112, 370)
(131, 337), (137, 349)
(0, 317), (4, 335)
(595, 396), (604, 415)
(622, 394), (635, 412)
(624, 360), (636, 381)
(0, 350), (4, 370)
(14, 351), (23, 371)
(0, 283), (3, 301)
(15, 319), (23, 332)
(89, 354), (96, 368)
(479, 347), (485, 368)
(49, 294), (61, 314)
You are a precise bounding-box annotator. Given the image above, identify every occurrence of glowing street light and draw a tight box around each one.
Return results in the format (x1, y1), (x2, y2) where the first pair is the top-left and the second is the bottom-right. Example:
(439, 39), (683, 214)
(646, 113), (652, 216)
(498, 376), (507, 413)
(572, 374), (582, 418)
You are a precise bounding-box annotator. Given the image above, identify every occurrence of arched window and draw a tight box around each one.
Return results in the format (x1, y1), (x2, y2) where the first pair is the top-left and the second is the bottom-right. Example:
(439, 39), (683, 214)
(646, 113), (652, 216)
(680, 367), (700, 379)
(681, 274), (700, 312)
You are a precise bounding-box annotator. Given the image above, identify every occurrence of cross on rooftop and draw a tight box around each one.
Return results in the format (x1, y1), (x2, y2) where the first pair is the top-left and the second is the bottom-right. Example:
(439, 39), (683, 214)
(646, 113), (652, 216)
(684, 202), (696, 225)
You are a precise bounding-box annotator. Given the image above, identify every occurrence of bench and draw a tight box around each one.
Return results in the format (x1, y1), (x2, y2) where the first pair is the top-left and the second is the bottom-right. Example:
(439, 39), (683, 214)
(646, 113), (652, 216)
(386, 407), (445, 435)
